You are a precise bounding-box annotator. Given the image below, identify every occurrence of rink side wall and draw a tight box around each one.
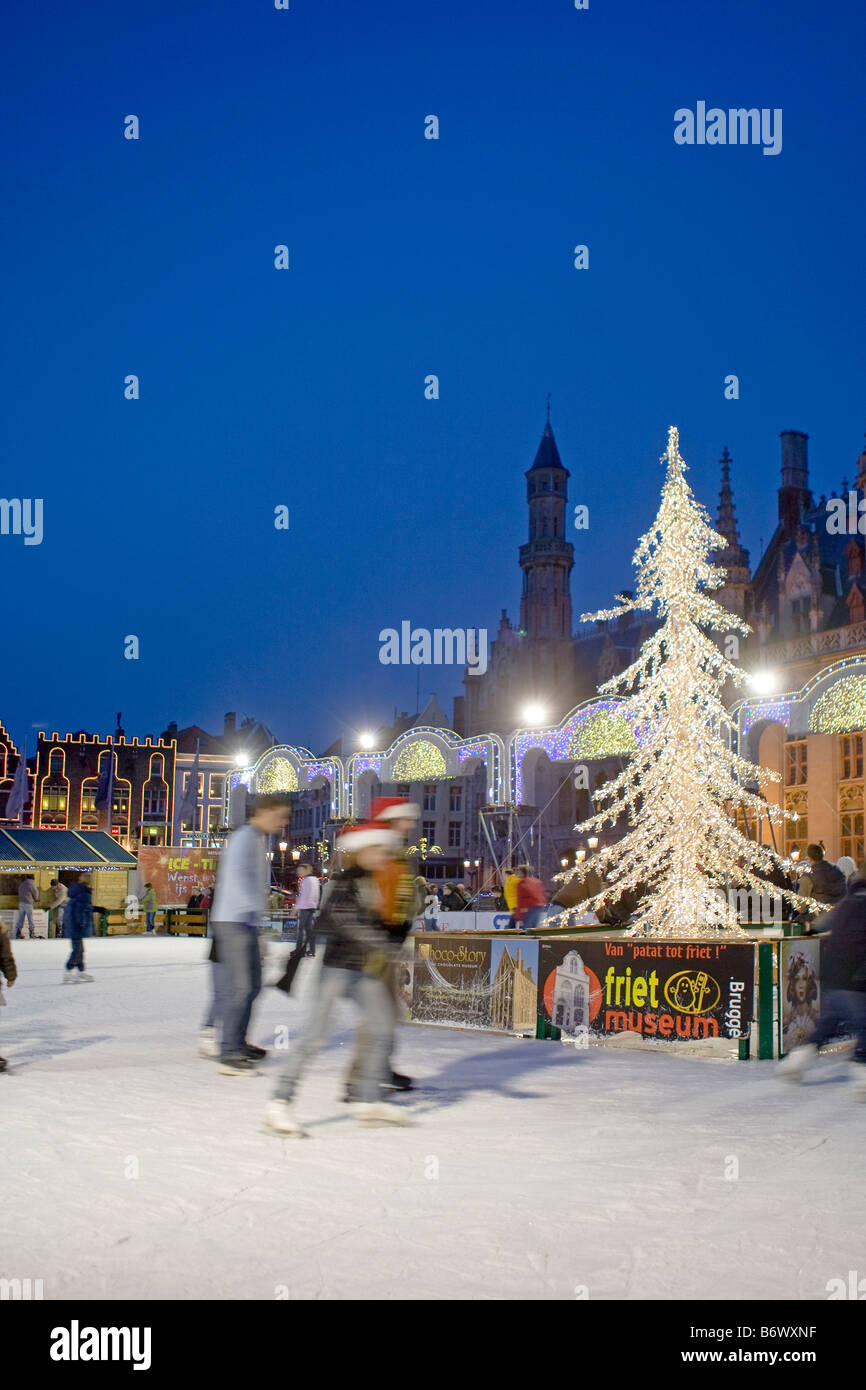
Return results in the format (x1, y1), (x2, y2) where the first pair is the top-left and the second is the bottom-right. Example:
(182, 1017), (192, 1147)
(403, 931), (812, 1062)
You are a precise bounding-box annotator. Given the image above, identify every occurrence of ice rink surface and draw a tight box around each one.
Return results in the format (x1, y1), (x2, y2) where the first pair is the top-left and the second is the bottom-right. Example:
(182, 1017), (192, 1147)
(2, 936), (865, 1301)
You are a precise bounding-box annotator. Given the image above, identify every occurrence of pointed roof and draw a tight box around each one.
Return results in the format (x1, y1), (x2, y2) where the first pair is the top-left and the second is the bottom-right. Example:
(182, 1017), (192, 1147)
(714, 447), (750, 572)
(414, 694), (451, 730)
(528, 420), (568, 474)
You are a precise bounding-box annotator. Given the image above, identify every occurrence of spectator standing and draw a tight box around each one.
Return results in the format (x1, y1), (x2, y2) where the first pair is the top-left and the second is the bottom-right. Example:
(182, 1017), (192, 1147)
(49, 879), (68, 939)
(14, 875), (39, 939)
(140, 883), (158, 934)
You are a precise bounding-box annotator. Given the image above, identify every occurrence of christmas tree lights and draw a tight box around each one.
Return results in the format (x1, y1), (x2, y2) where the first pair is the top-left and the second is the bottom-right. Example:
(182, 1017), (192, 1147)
(555, 427), (811, 938)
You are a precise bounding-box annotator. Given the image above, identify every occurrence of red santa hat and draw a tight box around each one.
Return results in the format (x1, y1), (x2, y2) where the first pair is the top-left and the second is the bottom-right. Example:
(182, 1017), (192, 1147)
(371, 795), (421, 823)
(337, 821), (398, 854)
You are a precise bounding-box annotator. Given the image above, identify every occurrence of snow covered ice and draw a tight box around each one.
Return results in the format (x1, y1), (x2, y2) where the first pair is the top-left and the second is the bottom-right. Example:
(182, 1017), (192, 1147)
(3, 936), (866, 1301)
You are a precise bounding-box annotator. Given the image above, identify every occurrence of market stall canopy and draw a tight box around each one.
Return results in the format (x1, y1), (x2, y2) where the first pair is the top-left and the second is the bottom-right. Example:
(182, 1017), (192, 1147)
(0, 828), (137, 869)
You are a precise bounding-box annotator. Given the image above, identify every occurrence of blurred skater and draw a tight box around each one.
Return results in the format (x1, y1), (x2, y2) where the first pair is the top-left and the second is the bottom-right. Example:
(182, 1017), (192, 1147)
(264, 822), (413, 1134)
(0, 921), (17, 1071)
(779, 868), (866, 1096)
(343, 797), (422, 1099)
(210, 792), (291, 1075)
(62, 875), (94, 983)
(515, 863), (548, 932)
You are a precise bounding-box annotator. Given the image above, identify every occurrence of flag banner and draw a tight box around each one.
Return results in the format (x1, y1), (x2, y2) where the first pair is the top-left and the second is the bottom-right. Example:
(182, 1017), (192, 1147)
(177, 750), (201, 827)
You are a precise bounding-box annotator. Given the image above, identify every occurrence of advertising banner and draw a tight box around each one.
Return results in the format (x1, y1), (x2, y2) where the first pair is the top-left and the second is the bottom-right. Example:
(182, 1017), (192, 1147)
(779, 937), (822, 1054)
(537, 937), (755, 1042)
(137, 847), (220, 907)
(411, 935), (539, 1031)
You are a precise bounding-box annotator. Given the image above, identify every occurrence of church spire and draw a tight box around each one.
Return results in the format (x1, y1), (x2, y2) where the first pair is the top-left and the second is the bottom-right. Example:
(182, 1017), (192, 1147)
(716, 446), (742, 550)
(529, 418), (567, 473)
(713, 446), (751, 617)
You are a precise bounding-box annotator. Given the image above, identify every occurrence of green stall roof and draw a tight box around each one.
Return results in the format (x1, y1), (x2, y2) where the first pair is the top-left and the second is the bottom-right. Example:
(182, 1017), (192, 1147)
(0, 828), (137, 868)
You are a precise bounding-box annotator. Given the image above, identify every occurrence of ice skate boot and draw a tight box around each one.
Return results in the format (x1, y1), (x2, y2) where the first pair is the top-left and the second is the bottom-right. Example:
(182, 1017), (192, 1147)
(353, 1101), (414, 1126)
(382, 1071), (413, 1091)
(778, 1043), (817, 1081)
(218, 1056), (257, 1076)
(263, 1099), (305, 1136)
(79, 973), (94, 983)
(198, 1027), (219, 1058)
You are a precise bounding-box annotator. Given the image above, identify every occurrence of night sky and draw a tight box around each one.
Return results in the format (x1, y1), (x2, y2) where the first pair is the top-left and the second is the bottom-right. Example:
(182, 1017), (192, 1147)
(3, 0), (864, 754)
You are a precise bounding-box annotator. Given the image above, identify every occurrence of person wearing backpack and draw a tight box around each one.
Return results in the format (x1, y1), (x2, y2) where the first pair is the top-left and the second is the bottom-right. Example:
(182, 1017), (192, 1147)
(264, 822), (413, 1134)
(797, 843), (845, 932)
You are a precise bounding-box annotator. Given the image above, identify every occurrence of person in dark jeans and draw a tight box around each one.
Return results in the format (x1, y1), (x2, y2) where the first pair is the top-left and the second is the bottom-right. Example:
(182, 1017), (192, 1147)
(291, 863), (321, 959)
(209, 793), (292, 1076)
(62, 876), (95, 983)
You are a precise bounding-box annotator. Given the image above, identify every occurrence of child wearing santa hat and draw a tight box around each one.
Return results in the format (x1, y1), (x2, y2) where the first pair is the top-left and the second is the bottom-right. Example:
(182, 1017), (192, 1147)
(264, 820), (414, 1134)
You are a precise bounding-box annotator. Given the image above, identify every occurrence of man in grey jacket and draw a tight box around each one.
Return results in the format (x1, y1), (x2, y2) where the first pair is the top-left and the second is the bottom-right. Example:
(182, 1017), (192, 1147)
(14, 876), (39, 939)
(210, 793), (291, 1075)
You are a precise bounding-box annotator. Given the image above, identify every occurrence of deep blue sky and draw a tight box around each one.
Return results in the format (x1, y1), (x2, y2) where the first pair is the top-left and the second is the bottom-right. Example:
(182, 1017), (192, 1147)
(2, 0), (865, 754)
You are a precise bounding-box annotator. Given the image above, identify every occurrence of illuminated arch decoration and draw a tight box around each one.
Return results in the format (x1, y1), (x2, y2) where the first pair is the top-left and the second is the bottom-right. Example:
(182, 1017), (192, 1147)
(510, 698), (638, 804)
(393, 740), (448, 782)
(457, 740), (489, 767)
(242, 746), (346, 818)
(258, 757), (299, 794)
(809, 674), (866, 734)
(732, 657), (866, 750)
(741, 700), (792, 735)
(346, 727), (505, 817)
(568, 710), (637, 760)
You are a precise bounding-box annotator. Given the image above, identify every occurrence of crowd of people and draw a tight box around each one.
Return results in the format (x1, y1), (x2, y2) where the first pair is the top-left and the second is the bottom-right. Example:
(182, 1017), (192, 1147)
(3, 825), (866, 1099)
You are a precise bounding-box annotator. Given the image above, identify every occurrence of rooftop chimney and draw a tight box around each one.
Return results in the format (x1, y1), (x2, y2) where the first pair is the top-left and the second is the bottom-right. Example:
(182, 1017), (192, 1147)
(224, 712), (236, 735)
(778, 430), (812, 538)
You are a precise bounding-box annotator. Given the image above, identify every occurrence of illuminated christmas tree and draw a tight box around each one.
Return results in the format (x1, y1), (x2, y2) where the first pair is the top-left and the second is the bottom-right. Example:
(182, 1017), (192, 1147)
(558, 426), (808, 938)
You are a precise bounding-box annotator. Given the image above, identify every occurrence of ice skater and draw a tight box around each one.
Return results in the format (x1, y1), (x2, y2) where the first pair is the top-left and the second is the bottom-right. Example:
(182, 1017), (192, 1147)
(343, 796), (422, 1099)
(264, 822), (413, 1134)
(0, 921), (17, 1071)
(62, 875), (95, 983)
(779, 867), (866, 1096)
(209, 792), (291, 1075)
